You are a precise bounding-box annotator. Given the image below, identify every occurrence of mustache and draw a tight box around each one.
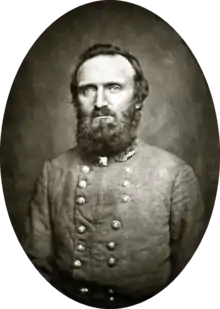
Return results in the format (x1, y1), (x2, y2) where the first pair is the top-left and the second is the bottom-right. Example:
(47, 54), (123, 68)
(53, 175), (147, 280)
(92, 107), (115, 118)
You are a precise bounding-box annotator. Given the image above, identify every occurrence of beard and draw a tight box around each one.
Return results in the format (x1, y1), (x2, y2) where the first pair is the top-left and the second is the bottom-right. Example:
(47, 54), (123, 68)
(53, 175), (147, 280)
(76, 104), (141, 157)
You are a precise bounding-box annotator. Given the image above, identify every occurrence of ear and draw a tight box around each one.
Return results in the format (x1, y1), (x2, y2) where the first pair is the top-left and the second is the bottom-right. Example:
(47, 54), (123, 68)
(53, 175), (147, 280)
(134, 76), (149, 107)
(142, 76), (149, 97)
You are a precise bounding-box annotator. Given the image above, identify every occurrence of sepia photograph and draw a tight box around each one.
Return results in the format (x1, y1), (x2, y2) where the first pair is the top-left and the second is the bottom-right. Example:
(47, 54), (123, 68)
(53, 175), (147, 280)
(0, 1), (219, 308)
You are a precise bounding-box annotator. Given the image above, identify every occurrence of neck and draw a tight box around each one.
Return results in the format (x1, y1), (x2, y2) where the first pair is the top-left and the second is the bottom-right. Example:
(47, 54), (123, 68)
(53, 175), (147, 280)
(79, 136), (138, 160)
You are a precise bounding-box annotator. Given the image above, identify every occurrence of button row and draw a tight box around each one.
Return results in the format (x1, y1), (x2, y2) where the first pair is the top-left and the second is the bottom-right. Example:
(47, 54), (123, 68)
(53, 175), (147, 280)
(76, 241), (116, 254)
(81, 165), (131, 175)
(79, 287), (115, 300)
(76, 242), (116, 252)
(78, 179), (131, 189)
(76, 195), (130, 205)
(77, 221), (121, 235)
(74, 221), (121, 271)
(73, 257), (117, 269)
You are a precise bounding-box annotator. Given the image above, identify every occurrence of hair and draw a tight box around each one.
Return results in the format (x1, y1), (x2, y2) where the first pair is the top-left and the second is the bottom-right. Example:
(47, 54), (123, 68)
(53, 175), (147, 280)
(70, 43), (149, 108)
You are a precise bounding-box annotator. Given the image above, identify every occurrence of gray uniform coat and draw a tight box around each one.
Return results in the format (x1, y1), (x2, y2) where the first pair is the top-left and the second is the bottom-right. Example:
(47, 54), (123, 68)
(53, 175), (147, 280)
(24, 140), (205, 308)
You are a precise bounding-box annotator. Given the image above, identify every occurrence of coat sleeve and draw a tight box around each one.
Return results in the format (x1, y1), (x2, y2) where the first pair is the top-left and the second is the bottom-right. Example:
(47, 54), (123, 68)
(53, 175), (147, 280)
(23, 160), (54, 281)
(170, 163), (205, 280)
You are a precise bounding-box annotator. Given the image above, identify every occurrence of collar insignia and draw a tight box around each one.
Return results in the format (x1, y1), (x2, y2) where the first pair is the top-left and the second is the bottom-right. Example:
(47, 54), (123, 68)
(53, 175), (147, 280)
(98, 156), (108, 167)
(93, 139), (138, 167)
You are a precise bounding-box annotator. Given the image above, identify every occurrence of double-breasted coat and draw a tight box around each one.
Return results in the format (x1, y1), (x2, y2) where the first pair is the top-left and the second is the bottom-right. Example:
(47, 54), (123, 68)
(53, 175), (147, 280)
(24, 140), (205, 308)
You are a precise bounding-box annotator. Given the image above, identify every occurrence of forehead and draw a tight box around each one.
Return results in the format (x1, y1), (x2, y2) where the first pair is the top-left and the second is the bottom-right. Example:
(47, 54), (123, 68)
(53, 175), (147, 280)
(76, 55), (135, 86)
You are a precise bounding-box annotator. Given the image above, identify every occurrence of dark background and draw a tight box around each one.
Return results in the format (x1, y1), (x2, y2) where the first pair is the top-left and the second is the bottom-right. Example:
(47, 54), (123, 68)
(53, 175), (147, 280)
(0, 1), (220, 308)
(1, 1), (219, 242)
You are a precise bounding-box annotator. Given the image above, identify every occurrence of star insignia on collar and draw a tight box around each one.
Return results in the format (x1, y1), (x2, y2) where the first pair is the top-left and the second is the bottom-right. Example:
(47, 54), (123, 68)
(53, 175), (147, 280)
(98, 156), (108, 167)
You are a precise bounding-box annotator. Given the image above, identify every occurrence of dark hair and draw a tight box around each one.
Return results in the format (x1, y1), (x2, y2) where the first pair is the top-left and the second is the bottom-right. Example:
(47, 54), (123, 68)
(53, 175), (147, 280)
(70, 43), (149, 107)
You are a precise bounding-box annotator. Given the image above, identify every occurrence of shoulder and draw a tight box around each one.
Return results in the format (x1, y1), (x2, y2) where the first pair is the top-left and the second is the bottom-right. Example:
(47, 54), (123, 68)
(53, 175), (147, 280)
(47, 146), (81, 171)
(137, 141), (193, 180)
(138, 141), (185, 168)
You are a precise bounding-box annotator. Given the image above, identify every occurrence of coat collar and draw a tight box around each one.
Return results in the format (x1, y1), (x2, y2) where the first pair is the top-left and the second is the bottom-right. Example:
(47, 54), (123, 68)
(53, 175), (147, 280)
(96, 139), (139, 167)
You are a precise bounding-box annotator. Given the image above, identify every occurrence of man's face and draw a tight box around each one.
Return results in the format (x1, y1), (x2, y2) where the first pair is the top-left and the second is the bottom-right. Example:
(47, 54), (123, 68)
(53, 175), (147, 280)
(75, 54), (140, 156)
(76, 55), (135, 125)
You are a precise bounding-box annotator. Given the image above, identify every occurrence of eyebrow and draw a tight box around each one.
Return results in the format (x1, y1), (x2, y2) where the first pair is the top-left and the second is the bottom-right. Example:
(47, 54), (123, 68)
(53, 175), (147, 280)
(77, 81), (130, 88)
(78, 83), (97, 89)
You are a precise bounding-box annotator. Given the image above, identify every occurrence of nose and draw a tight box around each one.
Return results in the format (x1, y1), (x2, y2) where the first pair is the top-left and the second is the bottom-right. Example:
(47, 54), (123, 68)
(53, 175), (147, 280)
(94, 86), (107, 108)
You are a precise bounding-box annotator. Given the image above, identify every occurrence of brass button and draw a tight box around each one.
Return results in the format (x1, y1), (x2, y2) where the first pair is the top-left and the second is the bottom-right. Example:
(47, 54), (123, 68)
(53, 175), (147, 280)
(76, 196), (85, 205)
(78, 180), (87, 189)
(125, 167), (131, 174)
(77, 225), (86, 234)
(80, 287), (89, 294)
(108, 257), (116, 267)
(122, 195), (130, 203)
(77, 244), (86, 252)
(109, 296), (115, 301)
(111, 220), (121, 230)
(121, 180), (130, 187)
(107, 242), (116, 250)
(73, 260), (82, 268)
(81, 165), (90, 173)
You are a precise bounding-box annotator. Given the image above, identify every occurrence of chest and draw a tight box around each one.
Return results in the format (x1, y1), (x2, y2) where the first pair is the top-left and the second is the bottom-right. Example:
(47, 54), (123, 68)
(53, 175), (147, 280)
(49, 162), (172, 242)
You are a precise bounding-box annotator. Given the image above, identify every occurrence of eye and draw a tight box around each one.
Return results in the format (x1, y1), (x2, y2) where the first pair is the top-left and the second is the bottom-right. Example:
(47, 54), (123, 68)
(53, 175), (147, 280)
(79, 86), (96, 96)
(107, 84), (122, 93)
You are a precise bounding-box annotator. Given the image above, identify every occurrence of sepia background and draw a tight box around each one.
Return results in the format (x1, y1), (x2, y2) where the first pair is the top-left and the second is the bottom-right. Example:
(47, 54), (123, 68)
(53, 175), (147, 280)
(1, 0), (219, 242)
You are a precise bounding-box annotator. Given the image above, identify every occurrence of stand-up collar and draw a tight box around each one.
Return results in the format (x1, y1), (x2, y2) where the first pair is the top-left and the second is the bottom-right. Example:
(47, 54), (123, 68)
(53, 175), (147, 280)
(87, 139), (139, 167)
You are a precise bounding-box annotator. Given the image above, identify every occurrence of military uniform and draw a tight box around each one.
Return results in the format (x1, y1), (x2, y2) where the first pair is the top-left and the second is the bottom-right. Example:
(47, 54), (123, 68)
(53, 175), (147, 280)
(24, 140), (205, 308)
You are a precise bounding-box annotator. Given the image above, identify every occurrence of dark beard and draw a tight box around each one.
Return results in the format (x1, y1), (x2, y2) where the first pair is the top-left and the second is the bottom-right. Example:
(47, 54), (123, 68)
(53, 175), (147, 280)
(76, 105), (141, 157)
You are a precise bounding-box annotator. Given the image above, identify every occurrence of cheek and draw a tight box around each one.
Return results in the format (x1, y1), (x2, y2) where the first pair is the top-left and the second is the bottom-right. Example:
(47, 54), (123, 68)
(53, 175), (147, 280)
(77, 96), (93, 115)
(107, 92), (134, 113)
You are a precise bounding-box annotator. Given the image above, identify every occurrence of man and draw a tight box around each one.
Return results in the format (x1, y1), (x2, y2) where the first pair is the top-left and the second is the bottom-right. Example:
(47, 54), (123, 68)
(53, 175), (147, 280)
(24, 44), (205, 308)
